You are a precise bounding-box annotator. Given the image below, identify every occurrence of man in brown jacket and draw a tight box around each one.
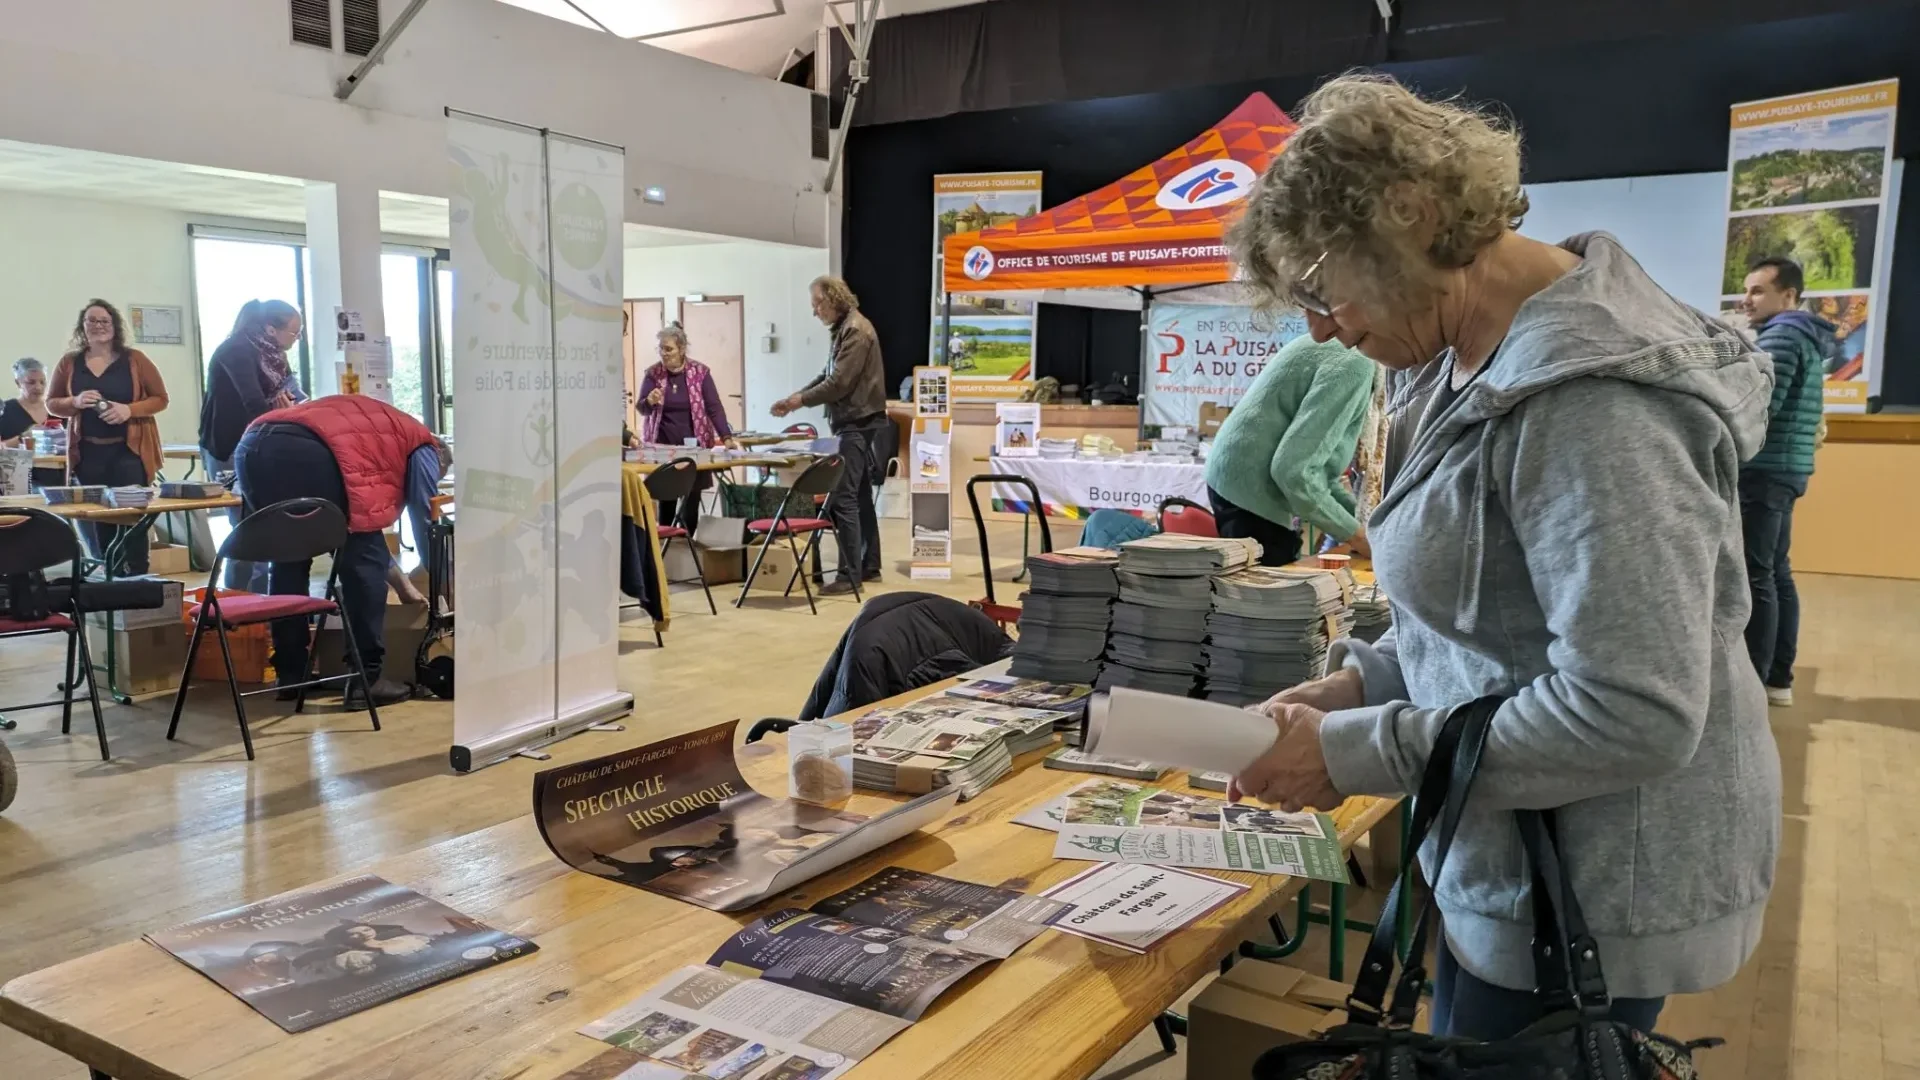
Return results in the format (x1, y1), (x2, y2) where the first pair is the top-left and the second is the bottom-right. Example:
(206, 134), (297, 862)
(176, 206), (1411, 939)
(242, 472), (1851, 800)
(772, 275), (891, 593)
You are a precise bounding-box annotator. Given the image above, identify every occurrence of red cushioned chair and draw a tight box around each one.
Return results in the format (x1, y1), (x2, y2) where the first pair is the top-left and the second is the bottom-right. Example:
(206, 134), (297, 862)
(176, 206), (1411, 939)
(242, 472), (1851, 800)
(166, 498), (382, 760)
(644, 457), (716, 620)
(781, 422), (819, 439)
(736, 453), (851, 615)
(0, 506), (107, 759)
(1158, 496), (1219, 538)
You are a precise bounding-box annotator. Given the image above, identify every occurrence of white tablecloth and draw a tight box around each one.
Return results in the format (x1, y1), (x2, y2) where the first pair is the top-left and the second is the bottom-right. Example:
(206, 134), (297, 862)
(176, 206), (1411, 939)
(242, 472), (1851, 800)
(984, 454), (1208, 518)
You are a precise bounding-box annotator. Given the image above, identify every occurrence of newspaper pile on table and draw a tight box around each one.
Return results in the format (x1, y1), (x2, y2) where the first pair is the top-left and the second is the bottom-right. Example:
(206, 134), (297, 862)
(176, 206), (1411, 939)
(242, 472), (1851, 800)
(1098, 534), (1259, 698)
(1203, 566), (1350, 707)
(1350, 579), (1391, 643)
(1043, 746), (1165, 780)
(1010, 547), (1119, 685)
(851, 697), (1075, 799)
(947, 674), (1093, 748)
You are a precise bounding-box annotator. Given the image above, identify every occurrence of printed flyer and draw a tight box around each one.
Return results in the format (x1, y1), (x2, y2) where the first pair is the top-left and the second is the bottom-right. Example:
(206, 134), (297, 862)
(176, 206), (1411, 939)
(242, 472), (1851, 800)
(1020, 779), (1349, 883)
(1041, 862), (1249, 954)
(533, 721), (959, 911)
(144, 875), (536, 1033)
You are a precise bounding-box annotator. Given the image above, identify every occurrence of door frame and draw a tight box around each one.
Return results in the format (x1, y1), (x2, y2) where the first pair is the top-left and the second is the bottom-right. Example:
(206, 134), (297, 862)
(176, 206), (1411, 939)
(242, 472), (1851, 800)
(677, 294), (748, 430)
(624, 297), (666, 436)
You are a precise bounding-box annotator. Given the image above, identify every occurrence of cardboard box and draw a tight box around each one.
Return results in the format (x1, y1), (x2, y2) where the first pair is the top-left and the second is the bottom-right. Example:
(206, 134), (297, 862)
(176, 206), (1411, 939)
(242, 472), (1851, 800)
(1187, 962), (1424, 1080)
(86, 623), (188, 697)
(315, 600), (430, 684)
(741, 541), (804, 596)
(664, 541), (747, 587)
(1199, 401), (1234, 438)
(148, 542), (192, 576)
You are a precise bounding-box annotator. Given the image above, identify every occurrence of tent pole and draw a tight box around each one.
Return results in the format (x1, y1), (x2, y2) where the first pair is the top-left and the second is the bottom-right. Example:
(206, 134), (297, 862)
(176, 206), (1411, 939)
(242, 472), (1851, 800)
(1136, 286), (1154, 444)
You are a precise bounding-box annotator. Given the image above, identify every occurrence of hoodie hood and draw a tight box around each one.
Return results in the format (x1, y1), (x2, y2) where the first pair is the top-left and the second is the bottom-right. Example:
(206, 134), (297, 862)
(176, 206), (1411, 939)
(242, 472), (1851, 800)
(1391, 233), (1774, 497)
(1760, 308), (1838, 357)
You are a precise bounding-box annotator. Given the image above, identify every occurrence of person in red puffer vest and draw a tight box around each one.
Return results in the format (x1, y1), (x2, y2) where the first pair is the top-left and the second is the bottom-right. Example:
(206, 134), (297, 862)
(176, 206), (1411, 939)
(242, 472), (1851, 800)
(234, 394), (443, 708)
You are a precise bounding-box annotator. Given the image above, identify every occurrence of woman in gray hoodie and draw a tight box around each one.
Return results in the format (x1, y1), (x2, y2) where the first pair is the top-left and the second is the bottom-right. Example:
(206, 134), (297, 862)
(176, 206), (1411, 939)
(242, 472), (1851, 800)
(1226, 74), (1780, 1040)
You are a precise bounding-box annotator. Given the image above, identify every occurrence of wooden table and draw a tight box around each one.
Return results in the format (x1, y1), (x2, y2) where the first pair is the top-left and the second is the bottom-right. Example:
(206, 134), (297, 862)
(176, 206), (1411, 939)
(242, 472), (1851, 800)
(0, 678), (1398, 1080)
(37, 494), (242, 701)
(621, 454), (798, 475)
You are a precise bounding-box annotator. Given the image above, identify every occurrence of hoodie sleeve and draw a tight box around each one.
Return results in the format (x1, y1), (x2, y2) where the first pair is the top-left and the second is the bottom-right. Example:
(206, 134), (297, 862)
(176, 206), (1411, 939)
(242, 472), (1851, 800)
(1267, 356), (1373, 541)
(1318, 378), (1727, 808)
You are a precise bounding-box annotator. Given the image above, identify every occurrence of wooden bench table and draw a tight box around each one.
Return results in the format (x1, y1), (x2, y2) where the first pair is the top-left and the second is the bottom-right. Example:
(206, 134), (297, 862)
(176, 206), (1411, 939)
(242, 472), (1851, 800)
(0, 677), (1397, 1080)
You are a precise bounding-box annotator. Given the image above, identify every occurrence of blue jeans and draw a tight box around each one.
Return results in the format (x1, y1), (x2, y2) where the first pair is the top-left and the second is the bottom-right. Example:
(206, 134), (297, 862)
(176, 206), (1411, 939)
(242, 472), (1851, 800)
(203, 450), (270, 593)
(1432, 938), (1665, 1039)
(1740, 473), (1802, 689)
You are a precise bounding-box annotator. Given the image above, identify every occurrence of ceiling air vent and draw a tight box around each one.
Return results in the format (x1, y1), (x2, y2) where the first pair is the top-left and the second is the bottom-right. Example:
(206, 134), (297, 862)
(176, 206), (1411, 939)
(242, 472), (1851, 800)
(343, 0), (380, 57)
(290, 0), (332, 49)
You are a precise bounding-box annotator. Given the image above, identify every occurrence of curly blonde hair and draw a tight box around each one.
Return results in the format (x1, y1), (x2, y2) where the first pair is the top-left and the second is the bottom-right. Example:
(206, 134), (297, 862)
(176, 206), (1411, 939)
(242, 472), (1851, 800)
(1228, 73), (1529, 313)
(810, 275), (859, 317)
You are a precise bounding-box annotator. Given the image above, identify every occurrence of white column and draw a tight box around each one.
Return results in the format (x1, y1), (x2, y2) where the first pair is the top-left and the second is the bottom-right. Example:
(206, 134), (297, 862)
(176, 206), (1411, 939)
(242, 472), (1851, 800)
(304, 180), (385, 396)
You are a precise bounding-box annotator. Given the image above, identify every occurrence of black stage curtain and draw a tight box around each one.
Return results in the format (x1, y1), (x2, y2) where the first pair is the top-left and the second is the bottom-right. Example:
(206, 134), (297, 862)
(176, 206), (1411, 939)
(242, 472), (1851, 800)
(847, 5), (1920, 406)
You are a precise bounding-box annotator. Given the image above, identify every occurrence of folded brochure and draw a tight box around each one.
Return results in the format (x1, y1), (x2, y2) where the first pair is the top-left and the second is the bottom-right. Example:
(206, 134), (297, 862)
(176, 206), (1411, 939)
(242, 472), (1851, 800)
(567, 867), (1073, 1078)
(144, 874), (536, 1033)
(1018, 778), (1349, 883)
(534, 721), (960, 912)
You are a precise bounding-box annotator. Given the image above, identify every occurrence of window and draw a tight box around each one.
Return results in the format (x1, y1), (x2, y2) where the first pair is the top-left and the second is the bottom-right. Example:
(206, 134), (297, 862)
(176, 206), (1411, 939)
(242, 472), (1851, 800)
(434, 262), (454, 435)
(192, 235), (308, 390)
(382, 251), (427, 422)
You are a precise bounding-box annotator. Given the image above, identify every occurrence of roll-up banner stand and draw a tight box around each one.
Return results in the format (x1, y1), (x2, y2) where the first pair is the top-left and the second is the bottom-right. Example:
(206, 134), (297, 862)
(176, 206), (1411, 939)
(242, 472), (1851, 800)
(447, 110), (633, 772)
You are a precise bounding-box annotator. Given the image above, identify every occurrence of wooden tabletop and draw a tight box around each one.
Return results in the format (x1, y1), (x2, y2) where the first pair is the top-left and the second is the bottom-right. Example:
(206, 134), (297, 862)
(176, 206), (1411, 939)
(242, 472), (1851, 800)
(623, 455), (797, 475)
(162, 444), (201, 459)
(32, 494), (242, 524)
(31, 454), (63, 470)
(0, 678), (1395, 1080)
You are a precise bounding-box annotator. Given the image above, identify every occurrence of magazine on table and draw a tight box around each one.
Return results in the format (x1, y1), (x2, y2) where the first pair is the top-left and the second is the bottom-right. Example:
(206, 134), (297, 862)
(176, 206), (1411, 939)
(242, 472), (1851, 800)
(533, 721), (960, 912)
(1018, 778), (1349, 882)
(143, 875), (536, 1033)
(567, 868), (1074, 1078)
(943, 674), (1093, 713)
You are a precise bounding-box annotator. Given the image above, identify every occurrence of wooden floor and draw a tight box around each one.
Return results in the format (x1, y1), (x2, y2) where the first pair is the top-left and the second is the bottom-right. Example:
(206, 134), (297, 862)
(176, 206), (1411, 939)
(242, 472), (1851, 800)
(0, 516), (1914, 1079)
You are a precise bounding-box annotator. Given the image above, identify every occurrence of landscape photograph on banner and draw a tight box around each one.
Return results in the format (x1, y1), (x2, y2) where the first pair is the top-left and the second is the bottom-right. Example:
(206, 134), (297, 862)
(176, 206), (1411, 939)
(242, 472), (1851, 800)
(1719, 204), (1880, 295)
(1728, 111), (1890, 210)
(931, 172), (1042, 394)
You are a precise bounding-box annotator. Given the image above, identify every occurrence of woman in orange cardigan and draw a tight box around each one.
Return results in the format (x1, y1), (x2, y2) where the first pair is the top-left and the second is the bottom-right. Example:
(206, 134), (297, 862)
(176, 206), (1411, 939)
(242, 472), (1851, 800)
(47, 299), (169, 574)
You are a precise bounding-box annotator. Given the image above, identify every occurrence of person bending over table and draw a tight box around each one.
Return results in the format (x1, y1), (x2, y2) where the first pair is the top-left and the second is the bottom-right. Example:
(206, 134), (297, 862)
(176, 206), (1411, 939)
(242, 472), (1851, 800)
(1223, 74), (1777, 1040)
(233, 394), (441, 708)
(200, 299), (307, 591)
(636, 322), (739, 531)
(770, 275), (890, 594)
(1205, 335), (1376, 566)
(46, 299), (169, 575)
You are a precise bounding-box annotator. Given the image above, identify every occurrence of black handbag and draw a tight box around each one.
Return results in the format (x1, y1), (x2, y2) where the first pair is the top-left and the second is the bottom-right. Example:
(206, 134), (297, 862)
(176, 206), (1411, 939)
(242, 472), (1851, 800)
(1253, 696), (1719, 1080)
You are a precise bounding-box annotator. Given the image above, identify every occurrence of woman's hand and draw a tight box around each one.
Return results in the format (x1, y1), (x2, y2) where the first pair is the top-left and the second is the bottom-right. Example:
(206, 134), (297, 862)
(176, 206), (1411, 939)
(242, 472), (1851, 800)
(1248, 666), (1363, 719)
(1228, 704), (1343, 812)
(646, 386), (664, 408)
(1346, 529), (1372, 559)
(724, 437), (742, 451)
(100, 402), (132, 425)
(75, 389), (102, 407)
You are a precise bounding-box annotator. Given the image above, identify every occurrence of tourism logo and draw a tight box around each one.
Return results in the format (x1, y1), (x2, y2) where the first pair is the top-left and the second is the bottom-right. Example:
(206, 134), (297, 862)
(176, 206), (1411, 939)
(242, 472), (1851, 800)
(962, 245), (995, 281)
(1155, 160), (1257, 211)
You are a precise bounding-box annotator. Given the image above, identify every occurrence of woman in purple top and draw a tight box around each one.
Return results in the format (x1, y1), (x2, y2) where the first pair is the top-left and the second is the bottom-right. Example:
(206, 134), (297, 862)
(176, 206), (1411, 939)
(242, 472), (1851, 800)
(638, 323), (738, 529)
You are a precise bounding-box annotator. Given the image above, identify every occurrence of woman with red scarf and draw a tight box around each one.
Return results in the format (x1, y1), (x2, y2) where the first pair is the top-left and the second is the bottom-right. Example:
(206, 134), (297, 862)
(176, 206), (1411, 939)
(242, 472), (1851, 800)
(637, 323), (738, 529)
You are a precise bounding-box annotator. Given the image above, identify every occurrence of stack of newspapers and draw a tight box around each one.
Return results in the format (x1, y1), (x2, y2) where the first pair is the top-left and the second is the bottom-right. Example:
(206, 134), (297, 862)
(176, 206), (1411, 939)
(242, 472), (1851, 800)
(849, 697), (1075, 799)
(1350, 580), (1392, 643)
(1044, 746), (1165, 780)
(1097, 534), (1260, 697)
(1203, 566), (1351, 707)
(1009, 547), (1119, 684)
(946, 674), (1092, 747)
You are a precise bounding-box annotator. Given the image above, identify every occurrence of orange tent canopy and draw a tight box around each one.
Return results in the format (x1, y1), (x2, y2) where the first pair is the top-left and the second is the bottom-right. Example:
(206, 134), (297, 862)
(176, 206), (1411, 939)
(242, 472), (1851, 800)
(941, 93), (1297, 293)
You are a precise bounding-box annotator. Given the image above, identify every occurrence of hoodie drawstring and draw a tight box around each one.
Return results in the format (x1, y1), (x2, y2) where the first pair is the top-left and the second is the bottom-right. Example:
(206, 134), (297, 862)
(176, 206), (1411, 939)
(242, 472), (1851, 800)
(1453, 426), (1496, 635)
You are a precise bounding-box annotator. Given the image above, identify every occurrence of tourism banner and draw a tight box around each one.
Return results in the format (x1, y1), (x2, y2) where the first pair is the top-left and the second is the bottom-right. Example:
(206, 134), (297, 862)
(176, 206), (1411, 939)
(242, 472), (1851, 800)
(447, 111), (631, 771)
(932, 172), (1042, 402)
(1721, 80), (1899, 411)
(1142, 302), (1306, 437)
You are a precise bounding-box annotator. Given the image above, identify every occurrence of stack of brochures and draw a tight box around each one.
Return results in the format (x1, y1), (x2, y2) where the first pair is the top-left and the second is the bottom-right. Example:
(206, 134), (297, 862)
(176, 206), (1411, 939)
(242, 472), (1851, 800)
(1009, 547), (1119, 684)
(946, 674), (1093, 746)
(1043, 746), (1166, 780)
(1203, 566), (1350, 706)
(850, 697), (1073, 799)
(1351, 580), (1391, 643)
(1097, 534), (1257, 697)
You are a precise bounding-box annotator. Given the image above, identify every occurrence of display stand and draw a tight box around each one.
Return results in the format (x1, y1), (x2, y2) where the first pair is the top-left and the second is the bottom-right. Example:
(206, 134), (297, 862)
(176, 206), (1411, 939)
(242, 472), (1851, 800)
(910, 366), (954, 580)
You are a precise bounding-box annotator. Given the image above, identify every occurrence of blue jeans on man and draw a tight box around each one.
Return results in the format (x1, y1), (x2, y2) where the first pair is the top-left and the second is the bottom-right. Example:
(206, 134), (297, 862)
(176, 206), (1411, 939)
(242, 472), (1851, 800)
(1740, 472), (1803, 690)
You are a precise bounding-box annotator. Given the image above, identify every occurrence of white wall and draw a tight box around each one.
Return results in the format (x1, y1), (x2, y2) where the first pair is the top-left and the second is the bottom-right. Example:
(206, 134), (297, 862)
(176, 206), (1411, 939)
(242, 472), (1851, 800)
(0, 0), (824, 247)
(1521, 172), (1729, 314)
(624, 242), (833, 434)
(0, 191), (201, 445)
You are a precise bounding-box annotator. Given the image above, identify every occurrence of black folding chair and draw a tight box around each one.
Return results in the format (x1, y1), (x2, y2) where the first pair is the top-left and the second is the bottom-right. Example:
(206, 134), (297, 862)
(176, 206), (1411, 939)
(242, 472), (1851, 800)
(0, 507), (107, 759)
(166, 498), (382, 761)
(736, 454), (852, 615)
(645, 458), (716, 617)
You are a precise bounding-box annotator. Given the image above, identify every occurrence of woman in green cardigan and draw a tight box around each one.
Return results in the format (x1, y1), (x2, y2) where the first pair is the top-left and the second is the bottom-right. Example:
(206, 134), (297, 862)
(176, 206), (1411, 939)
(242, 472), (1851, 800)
(1204, 335), (1376, 566)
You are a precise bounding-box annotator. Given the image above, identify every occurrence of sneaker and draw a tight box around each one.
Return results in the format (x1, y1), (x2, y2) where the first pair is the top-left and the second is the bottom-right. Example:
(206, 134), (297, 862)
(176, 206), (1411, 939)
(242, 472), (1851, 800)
(346, 678), (414, 709)
(819, 579), (860, 597)
(1766, 686), (1793, 707)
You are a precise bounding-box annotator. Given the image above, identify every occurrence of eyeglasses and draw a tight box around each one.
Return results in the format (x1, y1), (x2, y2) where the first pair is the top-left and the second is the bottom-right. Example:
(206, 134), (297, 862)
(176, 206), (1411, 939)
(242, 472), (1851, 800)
(83, 318), (114, 329)
(1289, 252), (1333, 317)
